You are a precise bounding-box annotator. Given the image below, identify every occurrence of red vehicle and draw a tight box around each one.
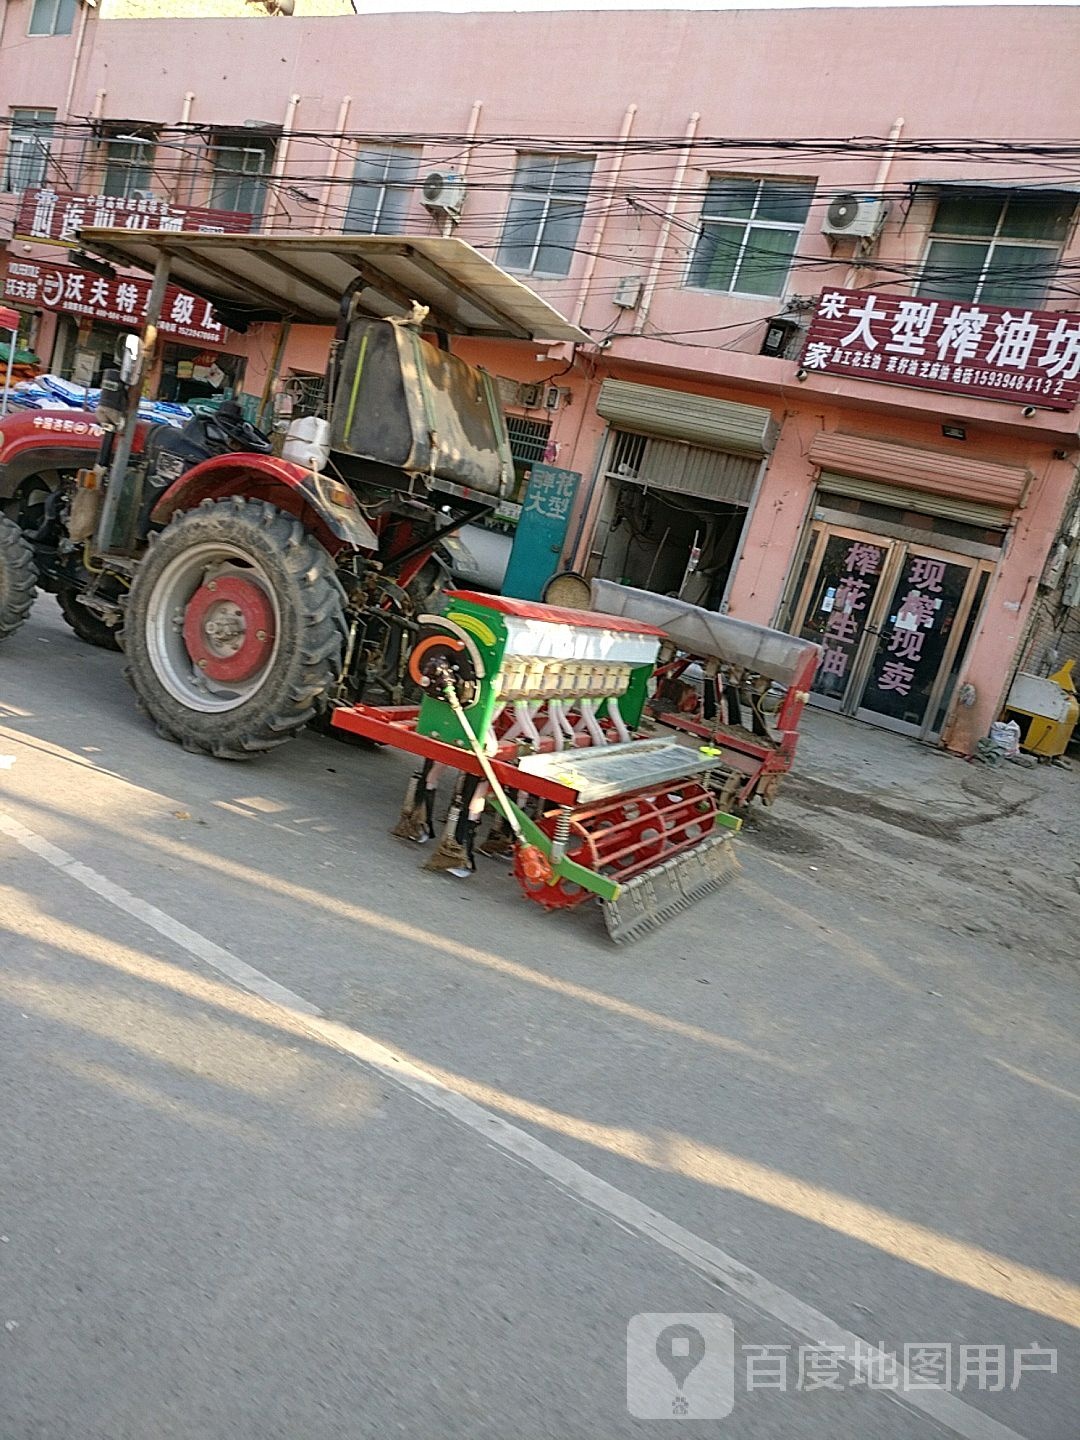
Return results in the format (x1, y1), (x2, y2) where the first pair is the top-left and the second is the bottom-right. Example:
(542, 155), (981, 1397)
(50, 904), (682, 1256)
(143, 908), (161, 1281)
(0, 230), (587, 756)
(0, 408), (152, 646)
(0, 230), (819, 940)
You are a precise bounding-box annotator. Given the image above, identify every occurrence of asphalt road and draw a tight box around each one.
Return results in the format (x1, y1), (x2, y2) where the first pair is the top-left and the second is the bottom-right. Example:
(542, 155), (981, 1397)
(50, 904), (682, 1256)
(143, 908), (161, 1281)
(1, 597), (1077, 1440)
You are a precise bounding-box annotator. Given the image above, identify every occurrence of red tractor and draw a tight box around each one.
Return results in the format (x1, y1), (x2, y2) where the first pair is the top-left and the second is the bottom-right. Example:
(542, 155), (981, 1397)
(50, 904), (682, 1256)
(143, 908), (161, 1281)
(0, 231), (825, 940)
(0, 231), (586, 758)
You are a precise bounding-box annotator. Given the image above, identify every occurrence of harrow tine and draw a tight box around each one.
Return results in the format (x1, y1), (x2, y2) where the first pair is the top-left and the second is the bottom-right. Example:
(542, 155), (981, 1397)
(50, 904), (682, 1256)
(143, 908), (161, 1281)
(601, 833), (740, 945)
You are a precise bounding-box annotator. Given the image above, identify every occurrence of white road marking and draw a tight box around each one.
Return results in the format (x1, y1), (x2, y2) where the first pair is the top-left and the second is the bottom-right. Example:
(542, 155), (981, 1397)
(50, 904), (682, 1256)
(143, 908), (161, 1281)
(0, 808), (1029, 1440)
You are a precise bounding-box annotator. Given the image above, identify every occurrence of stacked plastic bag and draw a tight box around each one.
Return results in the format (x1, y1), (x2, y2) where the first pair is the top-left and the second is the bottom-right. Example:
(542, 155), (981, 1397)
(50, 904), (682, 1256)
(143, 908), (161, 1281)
(7, 374), (192, 429)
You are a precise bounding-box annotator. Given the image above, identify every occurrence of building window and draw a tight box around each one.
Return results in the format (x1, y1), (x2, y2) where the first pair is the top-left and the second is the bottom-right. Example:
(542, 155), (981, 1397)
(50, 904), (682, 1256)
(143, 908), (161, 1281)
(505, 413), (551, 466)
(497, 153), (594, 277)
(343, 144), (419, 235)
(687, 176), (813, 298)
(917, 192), (1073, 309)
(4, 109), (56, 192)
(502, 414), (552, 506)
(208, 134), (276, 219)
(28, 0), (76, 36)
(281, 370), (326, 419)
(102, 131), (156, 200)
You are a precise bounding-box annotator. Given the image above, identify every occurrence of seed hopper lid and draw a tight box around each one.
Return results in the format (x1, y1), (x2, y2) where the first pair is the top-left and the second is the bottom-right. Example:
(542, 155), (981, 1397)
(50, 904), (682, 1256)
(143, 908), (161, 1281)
(516, 738), (718, 804)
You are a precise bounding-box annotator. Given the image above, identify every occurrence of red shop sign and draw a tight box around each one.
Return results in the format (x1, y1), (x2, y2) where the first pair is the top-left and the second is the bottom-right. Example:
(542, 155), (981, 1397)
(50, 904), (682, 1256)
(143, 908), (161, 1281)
(803, 287), (1080, 412)
(15, 187), (252, 246)
(4, 259), (229, 347)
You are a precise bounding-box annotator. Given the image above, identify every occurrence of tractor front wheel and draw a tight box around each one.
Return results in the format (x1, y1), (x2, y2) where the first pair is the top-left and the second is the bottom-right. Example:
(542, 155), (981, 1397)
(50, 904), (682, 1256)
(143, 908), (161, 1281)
(0, 513), (37, 643)
(123, 497), (347, 758)
(57, 587), (124, 651)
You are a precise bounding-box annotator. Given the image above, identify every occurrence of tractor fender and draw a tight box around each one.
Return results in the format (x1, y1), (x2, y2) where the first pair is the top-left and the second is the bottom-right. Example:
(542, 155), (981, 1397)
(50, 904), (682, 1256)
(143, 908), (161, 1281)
(151, 453), (378, 554)
(0, 410), (145, 502)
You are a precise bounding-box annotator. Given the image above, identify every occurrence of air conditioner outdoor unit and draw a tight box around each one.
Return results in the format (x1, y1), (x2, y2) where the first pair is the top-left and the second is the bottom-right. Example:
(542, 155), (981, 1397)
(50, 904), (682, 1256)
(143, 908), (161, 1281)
(421, 171), (467, 222)
(516, 382), (543, 408)
(821, 194), (889, 240)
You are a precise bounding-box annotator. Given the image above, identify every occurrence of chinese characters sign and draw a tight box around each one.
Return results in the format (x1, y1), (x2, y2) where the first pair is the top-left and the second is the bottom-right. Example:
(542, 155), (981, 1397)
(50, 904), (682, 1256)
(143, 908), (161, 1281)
(860, 552), (970, 726)
(4, 260), (228, 346)
(522, 463), (579, 524)
(813, 538), (888, 699)
(15, 188), (252, 246)
(803, 287), (1080, 412)
(501, 463), (581, 602)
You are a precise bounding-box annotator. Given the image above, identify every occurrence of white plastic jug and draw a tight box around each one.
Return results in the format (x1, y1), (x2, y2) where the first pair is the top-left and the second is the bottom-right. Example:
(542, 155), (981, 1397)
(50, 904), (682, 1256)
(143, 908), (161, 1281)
(282, 414), (331, 471)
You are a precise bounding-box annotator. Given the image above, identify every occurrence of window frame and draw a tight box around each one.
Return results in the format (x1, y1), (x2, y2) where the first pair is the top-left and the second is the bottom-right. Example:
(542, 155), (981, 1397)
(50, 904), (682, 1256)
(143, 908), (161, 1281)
(916, 192), (1072, 310)
(342, 142), (421, 236)
(686, 174), (814, 300)
(207, 133), (276, 219)
(27, 0), (76, 37)
(496, 152), (595, 279)
(4, 108), (56, 193)
(101, 129), (157, 200)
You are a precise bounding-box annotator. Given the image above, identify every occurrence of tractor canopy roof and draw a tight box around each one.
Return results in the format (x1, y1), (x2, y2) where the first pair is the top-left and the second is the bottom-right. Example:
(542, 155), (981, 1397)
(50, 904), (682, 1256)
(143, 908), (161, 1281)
(77, 230), (591, 344)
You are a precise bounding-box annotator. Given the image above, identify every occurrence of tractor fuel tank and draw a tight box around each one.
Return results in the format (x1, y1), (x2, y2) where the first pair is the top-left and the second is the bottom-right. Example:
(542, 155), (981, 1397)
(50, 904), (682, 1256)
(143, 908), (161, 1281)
(328, 317), (514, 498)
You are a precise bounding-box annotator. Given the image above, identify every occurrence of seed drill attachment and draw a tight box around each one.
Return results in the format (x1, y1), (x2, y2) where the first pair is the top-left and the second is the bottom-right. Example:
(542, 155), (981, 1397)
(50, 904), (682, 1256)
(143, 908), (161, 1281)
(339, 589), (744, 941)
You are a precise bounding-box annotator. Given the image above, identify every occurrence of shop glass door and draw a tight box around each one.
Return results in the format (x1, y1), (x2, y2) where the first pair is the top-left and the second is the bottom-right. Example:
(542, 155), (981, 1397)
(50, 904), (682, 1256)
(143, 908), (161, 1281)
(855, 549), (976, 735)
(794, 526), (988, 739)
(795, 527), (895, 711)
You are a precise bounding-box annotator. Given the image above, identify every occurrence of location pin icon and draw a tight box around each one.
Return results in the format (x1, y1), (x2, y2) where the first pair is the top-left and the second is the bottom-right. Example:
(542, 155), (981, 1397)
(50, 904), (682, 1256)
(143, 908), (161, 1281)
(656, 1322), (706, 1394)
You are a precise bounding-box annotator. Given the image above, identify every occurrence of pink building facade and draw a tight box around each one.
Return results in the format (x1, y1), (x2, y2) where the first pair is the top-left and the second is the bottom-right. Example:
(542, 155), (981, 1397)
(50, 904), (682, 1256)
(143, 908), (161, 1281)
(2, 3), (1079, 750)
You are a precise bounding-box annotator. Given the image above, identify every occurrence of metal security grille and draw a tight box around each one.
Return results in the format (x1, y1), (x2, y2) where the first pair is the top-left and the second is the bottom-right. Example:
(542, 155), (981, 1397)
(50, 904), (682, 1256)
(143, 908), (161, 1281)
(506, 414), (551, 465)
(283, 373), (326, 417)
(605, 428), (759, 506)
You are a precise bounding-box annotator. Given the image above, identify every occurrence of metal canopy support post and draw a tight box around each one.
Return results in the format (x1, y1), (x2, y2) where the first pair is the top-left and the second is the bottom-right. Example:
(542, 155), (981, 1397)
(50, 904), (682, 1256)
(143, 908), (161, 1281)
(258, 318), (292, 431)
(0, 325), (17, 417)
(95, 251), (172, 555)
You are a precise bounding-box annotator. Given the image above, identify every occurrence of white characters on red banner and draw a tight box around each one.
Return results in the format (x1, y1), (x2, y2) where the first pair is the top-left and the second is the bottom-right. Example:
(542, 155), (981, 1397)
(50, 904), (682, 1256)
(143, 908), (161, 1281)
(170, 293), (196, 327)
(1039, 316), (1080, 380)
(40, 270), (65, 307)
(935, 305), (987, 364)
(884, 300), (938, 356)
(837, 295), (883, 350)
(985, 311), (1040, 369)
(31, 189), (58, 237)
(804, 288), (1080, 408)
(3, 261), (225, 345)
(115, 282), (140, 314)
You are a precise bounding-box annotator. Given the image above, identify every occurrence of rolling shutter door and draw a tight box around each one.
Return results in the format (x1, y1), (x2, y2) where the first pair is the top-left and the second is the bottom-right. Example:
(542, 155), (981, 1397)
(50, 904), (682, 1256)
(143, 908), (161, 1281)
(597, 379), (779, 457)
(816, 472), (1011, 528)
(808, 431), (1030, 526)
(611, 433), (760, 505)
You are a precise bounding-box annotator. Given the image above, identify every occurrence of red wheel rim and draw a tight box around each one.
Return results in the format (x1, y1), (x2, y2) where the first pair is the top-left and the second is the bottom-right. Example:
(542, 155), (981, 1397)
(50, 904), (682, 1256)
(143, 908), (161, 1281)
(181, 573), (276, 684)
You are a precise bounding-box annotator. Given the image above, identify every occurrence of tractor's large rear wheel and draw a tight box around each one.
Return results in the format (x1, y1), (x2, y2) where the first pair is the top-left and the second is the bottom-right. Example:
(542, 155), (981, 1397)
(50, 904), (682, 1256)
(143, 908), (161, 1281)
(123, 497), (347, 758)
(0, 513), (37, 643)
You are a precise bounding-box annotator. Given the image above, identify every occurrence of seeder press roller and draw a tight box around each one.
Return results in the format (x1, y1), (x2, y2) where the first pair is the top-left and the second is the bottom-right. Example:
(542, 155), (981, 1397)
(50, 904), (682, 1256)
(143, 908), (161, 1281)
(332, 586), (817, 943)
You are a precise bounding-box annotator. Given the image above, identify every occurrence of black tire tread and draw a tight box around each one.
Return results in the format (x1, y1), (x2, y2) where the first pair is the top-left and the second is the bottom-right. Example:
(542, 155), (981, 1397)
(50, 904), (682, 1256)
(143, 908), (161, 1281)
(56, 587), (123, 651)
(0, 514), (37, 642)
(122, 496), (347, 759)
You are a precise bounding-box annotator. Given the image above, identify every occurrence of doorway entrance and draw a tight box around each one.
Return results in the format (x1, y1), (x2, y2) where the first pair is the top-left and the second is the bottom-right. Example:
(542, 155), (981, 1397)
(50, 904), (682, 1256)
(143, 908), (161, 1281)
(792, 523), (991, 739)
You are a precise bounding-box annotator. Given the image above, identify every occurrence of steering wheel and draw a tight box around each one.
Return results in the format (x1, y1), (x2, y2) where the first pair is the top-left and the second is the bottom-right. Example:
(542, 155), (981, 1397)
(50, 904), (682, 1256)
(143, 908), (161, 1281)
(208, 406), (272, 454)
